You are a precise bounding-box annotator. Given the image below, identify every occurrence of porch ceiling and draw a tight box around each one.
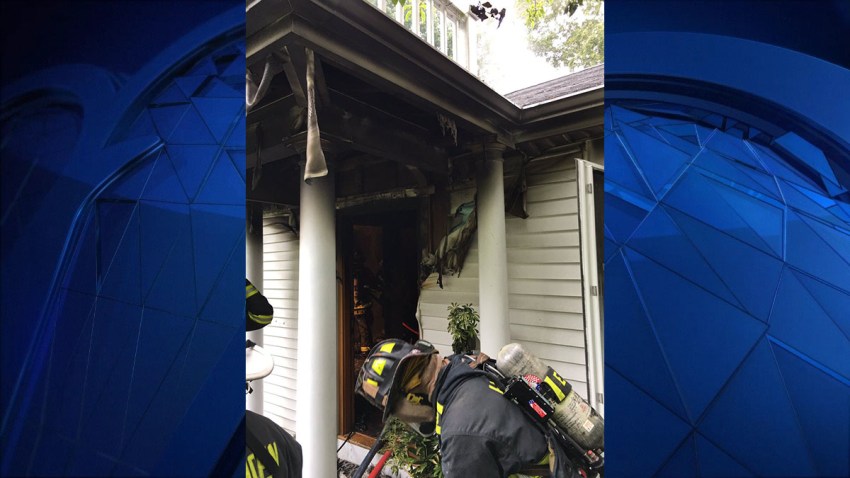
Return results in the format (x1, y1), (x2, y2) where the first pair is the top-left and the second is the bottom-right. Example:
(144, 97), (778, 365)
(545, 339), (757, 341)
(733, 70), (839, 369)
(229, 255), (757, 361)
(246, 0), (603, 146)
(245, 0), (603, 208)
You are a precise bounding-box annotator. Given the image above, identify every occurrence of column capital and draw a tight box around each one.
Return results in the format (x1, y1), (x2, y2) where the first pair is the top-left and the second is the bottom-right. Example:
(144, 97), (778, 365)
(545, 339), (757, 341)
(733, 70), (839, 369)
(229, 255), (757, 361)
(484, 142), (508, 161)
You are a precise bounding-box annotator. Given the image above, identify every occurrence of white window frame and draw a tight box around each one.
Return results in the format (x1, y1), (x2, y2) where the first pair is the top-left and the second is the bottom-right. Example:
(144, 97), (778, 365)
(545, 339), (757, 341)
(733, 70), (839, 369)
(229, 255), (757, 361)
(365, 0), (471, 69)
(445, 11), (458, 59)
(577, 158), (604, 417)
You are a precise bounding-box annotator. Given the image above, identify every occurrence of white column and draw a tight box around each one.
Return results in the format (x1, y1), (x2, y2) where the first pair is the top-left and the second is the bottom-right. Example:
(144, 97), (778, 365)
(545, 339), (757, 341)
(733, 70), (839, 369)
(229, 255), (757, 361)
(246, 202), (264, 414)
(296, 166), (338, 477)
(477, 143), (511, 356)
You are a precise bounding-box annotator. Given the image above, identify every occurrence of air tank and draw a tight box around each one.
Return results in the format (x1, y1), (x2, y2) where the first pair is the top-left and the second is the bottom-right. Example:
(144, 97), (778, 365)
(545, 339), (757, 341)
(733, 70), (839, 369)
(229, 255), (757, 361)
(496, 343), (604, 451)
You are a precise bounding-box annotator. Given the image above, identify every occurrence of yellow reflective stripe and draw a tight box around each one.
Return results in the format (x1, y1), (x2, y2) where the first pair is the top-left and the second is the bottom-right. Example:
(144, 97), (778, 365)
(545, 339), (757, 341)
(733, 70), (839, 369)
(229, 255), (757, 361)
(488, 381), (504, 395)
(435, 402), (444, 435)
(366, 378), (378, 387)
(246, 284), (259, 298)
(371, 358), (387, 375)
(544, 376), (566, 402)
(246, 453), (258, 478)
(248, 313), (273, 325)
(267, 441), (280, 465)
(379, 342), (395, 353)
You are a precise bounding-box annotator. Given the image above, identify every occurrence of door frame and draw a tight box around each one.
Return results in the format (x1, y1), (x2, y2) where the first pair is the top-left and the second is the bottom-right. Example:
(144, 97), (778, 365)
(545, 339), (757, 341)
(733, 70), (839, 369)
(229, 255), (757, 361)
(576, 158), (604, 417)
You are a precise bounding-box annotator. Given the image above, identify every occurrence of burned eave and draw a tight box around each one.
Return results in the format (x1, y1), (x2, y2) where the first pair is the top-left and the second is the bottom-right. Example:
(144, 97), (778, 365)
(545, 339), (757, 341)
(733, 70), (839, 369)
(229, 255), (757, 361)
(246, 0), (604, 208)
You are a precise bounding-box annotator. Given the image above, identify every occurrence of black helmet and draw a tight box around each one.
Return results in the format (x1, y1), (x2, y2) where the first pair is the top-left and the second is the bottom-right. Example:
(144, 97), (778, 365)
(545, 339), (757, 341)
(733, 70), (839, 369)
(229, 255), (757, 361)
(355, 339), (437, 422)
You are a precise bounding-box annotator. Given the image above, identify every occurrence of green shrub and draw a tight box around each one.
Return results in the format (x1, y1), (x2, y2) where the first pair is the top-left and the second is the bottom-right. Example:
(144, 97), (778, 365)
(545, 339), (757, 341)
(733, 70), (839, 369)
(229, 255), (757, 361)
(381, 417), (443, 478)
(447, 303), (479, 354)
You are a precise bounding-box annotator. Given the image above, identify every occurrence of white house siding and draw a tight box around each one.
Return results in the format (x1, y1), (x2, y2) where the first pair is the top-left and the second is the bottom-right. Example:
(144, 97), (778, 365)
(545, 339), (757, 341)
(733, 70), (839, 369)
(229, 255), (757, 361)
(420, 155), (589, 398)
(261, 216), (300, 434)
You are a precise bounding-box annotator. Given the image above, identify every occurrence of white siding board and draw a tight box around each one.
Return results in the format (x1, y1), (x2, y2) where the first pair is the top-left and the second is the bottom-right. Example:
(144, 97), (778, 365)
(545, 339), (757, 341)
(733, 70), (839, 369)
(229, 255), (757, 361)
(507, 231), (579, 248)
(419, 290), (478, 305)
(526, 181), (578, 202)
(264, 260), (299, 271)
(265, 289), (299, 301)
(517, 340), (586, 366)
(509, 278), (582, 296)
(509, 263), (581, 280)
(264, 367), (298, 383)
(527, 160), (578, 178)
(508, 294), (583, 314)
(265, 383), (298, 401)
(509, 324), (586, 348)
(264, 279), (299, 291)
(269, 347), (298, 361)
(506, 214), (578, 234)
(263, 325), (298, 340)
(262, 216), (300, 434)
(420, 315), (448, 331)
(509, 309), (584, 331)
(263, 335), (297, 350)
(264, 250), (299, 262)
(264, 240), (299, 253)
(264, 270), (299, 281)
(265, 402), (297, 423)
(526, 198), (578, 217)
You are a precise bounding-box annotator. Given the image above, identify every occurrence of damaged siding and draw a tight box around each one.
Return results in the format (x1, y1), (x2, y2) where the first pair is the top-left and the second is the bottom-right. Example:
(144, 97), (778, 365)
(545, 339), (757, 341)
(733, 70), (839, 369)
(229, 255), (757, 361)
(420, 187), (480, 355)
(420, 155), (589, 398)
(262, 217), (300, 434)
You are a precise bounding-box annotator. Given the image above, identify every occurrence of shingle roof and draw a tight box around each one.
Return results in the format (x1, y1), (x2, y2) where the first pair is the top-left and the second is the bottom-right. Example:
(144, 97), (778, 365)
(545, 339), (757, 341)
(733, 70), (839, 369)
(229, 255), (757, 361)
(504, 64), (604, 108)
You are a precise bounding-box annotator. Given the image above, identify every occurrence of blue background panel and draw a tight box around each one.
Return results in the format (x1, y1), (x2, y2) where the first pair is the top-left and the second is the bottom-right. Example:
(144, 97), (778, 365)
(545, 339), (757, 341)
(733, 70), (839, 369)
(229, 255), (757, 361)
(605, 4), (850, 472)
(0, 3), (245, 476)
(605, 101), (850, 476)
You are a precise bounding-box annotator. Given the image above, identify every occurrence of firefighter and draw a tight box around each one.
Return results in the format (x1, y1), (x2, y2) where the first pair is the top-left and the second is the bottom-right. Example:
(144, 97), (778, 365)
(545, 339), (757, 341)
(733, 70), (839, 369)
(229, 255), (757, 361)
(247, 279), (274, 331)
(245, 280), (302, 478)
(355, 339), (580, 478)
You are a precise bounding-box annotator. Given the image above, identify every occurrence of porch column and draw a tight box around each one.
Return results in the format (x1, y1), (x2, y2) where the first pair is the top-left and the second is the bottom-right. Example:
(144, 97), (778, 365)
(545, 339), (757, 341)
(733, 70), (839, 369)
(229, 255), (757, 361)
(246, 202), (264, 414)
(296, 165), (338, 477)
(477, 143), (511, 356)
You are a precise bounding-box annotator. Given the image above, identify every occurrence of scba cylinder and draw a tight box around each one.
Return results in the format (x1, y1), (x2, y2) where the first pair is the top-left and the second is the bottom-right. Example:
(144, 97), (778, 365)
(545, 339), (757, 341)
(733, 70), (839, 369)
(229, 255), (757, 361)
(496, 343), (604, 451)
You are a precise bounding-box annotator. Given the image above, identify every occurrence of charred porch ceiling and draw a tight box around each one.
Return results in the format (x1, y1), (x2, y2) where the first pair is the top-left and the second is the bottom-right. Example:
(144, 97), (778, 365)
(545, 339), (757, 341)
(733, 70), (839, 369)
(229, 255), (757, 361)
(246, 0), (604, 211)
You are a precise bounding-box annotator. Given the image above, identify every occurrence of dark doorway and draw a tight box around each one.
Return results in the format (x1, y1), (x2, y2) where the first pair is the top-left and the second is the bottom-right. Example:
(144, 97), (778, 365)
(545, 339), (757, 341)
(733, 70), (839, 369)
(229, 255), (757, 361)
(339, 208), (421, 440)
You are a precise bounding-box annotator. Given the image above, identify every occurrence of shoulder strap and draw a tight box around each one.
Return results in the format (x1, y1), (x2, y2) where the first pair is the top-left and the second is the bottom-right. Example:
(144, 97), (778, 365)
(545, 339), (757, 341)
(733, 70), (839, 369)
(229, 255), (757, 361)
(246, 424), (281, 477)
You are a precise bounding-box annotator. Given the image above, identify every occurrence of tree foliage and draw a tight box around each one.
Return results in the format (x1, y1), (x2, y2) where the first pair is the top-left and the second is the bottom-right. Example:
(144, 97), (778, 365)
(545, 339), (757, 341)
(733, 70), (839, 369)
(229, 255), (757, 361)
(516, 0), (604, 69)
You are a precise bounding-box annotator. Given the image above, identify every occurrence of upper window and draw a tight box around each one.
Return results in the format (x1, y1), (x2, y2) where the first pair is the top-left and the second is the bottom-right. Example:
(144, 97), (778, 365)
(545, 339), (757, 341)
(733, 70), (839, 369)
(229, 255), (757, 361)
(367, 0), (470, 69)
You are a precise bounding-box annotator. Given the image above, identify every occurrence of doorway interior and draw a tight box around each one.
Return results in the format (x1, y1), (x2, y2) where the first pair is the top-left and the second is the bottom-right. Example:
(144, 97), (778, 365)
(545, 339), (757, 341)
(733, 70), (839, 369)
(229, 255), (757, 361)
(338, 207), (421, 441)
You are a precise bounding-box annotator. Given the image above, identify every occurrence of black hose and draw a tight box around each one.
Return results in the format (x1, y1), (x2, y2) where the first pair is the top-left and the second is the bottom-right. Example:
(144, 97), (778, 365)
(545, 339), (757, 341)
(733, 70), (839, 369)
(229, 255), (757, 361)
(351, 423), (389, 478)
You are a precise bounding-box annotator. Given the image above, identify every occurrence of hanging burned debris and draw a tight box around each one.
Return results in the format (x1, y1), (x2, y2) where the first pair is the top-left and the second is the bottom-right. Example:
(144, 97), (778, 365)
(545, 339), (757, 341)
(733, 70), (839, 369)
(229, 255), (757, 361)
(420, 198), (478, 289)
(470, 2), (507, 27)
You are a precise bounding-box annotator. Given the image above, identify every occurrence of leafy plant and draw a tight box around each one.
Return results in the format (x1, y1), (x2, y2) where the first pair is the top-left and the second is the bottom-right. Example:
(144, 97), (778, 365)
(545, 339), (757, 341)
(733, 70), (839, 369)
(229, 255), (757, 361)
(447, 303), (480, 354)
(381, 417), (443, 478)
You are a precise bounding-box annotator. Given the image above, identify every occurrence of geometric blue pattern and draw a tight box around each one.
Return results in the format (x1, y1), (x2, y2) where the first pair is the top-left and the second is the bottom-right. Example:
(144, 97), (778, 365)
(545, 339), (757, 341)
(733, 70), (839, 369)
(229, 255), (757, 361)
(605, 103), (850, 477)
(0, 7), (245, 476)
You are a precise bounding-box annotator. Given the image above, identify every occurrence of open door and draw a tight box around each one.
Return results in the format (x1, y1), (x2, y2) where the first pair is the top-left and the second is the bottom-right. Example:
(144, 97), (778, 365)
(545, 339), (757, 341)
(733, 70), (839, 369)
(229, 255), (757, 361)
(577, 158), (604, 417)
(338, 209), (421, 442)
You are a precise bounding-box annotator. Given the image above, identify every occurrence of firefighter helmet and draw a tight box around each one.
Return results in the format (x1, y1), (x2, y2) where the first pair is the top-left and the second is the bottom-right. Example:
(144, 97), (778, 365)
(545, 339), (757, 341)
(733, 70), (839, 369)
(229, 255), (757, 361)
(355, 339), (437, 421)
